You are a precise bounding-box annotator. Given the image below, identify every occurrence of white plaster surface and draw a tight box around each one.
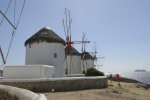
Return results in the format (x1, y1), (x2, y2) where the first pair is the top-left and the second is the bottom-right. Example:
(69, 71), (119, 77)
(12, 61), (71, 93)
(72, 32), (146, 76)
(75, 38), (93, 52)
(65, 55), (82, 74)
(0, 85), (47, 100)
(25, 42), (65, 77)
(3, 65), (55, 79)
(81, 59), (94, 72)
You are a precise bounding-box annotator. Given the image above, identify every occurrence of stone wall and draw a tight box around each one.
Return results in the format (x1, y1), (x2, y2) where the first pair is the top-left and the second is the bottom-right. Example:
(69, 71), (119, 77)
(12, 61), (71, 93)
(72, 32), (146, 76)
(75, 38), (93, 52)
(0, 77), (108, 92)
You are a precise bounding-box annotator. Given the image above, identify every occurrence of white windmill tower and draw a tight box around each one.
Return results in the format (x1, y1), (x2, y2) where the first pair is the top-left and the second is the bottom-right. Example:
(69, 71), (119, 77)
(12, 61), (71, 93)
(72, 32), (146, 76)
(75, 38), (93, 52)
(25, 27), (66, 77)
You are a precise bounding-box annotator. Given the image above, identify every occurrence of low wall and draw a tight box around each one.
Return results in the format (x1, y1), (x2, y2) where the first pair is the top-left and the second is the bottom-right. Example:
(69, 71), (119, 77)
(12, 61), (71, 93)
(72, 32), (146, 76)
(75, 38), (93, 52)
(0, 89), (19, 100)
(0, 85), (47, 100)
(0, 76), (108, 92)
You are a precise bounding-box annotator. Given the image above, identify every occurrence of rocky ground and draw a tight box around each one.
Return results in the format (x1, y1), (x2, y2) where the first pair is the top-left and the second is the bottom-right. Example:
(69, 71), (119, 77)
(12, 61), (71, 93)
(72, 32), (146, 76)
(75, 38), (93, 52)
(43, 79), (150, 100)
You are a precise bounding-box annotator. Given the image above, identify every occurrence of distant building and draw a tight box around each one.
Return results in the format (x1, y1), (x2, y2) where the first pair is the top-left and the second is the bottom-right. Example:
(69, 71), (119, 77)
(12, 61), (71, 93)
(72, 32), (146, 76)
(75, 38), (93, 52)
(65, 46), (82, 75)
(24, 27), (66, 77)
(81, 52), (95, 73)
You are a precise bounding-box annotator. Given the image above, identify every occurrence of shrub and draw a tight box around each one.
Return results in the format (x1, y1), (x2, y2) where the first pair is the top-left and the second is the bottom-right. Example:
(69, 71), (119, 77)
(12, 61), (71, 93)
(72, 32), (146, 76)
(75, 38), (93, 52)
(85, 67), (104, 76)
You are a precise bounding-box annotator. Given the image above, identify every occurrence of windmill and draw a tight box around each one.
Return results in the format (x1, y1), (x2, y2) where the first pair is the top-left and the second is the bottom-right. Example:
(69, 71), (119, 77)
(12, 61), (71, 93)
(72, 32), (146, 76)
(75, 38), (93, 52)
(81, 32), (91, 73)
(0, 0), (26, 67)
(92, 42), (105, 70)
(62, 8), (90, 75)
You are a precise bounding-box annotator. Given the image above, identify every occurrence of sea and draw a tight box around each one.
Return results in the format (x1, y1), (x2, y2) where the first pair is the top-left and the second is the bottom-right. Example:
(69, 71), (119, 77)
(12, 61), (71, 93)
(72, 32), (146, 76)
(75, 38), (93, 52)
(121, 71), (150, 85)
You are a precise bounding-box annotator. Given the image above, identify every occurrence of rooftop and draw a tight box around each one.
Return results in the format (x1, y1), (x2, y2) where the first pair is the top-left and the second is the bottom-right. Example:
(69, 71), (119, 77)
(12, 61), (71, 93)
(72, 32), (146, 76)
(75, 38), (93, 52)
(25, 27), (65, 46)
(81, 52), (95, 60)
(65, 46), (81, 56)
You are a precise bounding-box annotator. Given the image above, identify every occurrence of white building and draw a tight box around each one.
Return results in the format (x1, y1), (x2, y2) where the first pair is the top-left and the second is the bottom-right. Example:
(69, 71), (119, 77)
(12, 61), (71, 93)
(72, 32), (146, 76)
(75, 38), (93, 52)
(65, 46), (82, 75)
(81, 52), (94, 73)
(3, 65), (55, 79)
(25, 27), (66, 77)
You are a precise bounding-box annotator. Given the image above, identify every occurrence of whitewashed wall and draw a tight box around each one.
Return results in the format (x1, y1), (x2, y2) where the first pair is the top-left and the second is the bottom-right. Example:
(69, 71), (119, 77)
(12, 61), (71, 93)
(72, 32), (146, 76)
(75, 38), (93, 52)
(3, 65), (55, 79)
(81, 59), (94, 72)
(25, 42), (65, 77)
(0, 85), (47, 100)
(65, 55), (82, 74)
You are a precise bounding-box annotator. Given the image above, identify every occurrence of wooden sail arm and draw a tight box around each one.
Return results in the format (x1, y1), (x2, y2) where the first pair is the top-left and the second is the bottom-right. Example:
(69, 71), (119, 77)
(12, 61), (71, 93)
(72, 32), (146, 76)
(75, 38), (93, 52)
(94, 65), (103, 67)
(73, 41), (90, 43)
(97, 57), (105, 59)
(0, 46), (6, 64)
(0, 10), (16, 29)
(65, 41), (90, 44)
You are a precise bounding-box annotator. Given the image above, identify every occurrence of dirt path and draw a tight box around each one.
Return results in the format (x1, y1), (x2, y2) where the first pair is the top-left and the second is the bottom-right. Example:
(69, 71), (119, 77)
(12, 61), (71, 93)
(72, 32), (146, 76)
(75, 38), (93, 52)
(43, 80), (150, 100)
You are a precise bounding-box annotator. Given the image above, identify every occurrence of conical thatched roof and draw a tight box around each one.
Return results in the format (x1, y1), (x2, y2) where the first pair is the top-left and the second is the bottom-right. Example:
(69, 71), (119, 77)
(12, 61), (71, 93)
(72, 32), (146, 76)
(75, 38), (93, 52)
(81, 52), (94, 60)
(25, 27), (65, 46)
(65, 46), (81, 56)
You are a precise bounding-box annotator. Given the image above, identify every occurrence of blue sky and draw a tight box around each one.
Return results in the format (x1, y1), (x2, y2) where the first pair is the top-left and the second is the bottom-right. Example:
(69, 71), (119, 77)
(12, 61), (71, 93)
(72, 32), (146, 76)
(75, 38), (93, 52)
(0, 0), (150, 73)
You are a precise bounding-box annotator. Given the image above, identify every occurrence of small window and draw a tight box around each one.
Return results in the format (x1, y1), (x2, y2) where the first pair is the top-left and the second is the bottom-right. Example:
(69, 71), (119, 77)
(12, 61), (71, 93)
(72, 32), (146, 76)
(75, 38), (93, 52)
(54, 53), (58, 58)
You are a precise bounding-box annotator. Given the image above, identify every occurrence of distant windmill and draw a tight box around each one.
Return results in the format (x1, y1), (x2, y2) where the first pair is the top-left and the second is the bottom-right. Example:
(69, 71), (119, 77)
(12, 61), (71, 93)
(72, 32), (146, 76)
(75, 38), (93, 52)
(81, 33), (91, 73)
(92, 42), (105, 70)
(62, 8), (90, 75)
